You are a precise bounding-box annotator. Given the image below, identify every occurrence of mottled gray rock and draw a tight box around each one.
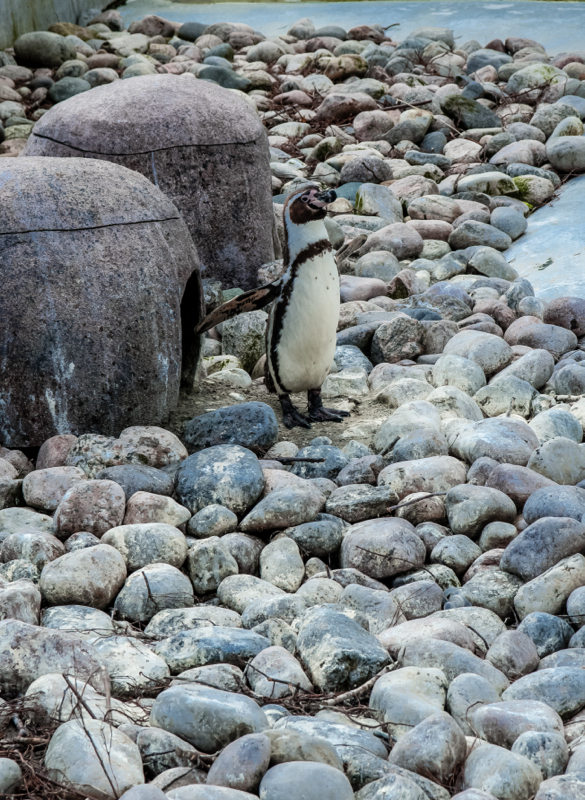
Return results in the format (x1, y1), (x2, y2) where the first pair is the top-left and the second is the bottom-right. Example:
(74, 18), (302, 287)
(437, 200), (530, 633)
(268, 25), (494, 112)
(472, 698), (563, 750)
(260, 762), (353, 800)
(150, 684), (268, 752)
(296, 606), (389, 691)
(443, 330), (512, 376)
(93, 635), (170, 697)
(272, 715), (387, 759)
(523, 486), (585, 524)
(176, 446), (264, 515)
(187, 505), (238, 539)
(341, 583), (407, 632)
(144, 606), (242, 638)
(432, 355), (486, 396)
(218, 575), (285, 613)
(451, 418), (539, 466)
(340, 518), (425, 579)
(45, 721), (142, 797)
(503, 666), (585, 718)
(517, 612), (574, 658)
(187, 537), (239, 594)
(241, 487), (324, 533)
(460, 569), (523, 620)
(446, 485), (517, 537)
(501, 517), (585, 581)
(266, 729), (342, 770)
(42, 604), (116, 640)
(515, 554), (585, 619)
(486, 631), (540, 680)
(529, 408), (583, 445)
(431, 535), (482, 574)
(96, 465), (174, 499)
(291, 446), (350, 481)
(512, 731), (569, 780)
(534, 775), (585, 800)
(247, 646), (312, 698)
(491, 349), (554, 390)
(462, 742), (543, 800)
(388, 711), (466, 783)
(114, 564), (194, 623)
(283, 516), (344, 558)
(325, 484), (397, 524)
(0, 758), (21, 795)
(399, 638), (509, 693)
(206, 732), (271, 793)
(259, 538), (304, 592)
(1, 531), (65, 571)
(446, 673), (501, 735)
(101, 523), (188, 572)
(155, 627), (270, 674)
(0, 579), (41, 625)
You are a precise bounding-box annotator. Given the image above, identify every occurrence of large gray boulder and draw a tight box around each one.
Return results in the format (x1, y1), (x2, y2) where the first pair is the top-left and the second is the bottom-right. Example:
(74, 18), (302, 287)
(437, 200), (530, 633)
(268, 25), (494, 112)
(0, 157), (203, 446)
(23, 75), (274, 289)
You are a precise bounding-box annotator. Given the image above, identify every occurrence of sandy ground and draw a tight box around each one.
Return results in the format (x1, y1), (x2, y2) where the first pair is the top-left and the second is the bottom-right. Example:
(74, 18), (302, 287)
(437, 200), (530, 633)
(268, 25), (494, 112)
(170, 379), (391, 451)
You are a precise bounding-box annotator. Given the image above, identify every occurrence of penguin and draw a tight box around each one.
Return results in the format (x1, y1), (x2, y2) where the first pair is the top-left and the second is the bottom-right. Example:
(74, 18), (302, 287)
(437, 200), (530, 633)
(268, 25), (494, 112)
(194, 184), (351, 429)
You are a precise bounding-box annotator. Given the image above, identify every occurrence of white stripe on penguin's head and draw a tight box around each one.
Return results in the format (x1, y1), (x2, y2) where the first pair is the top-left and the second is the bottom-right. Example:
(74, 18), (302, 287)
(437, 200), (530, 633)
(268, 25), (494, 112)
(283, 184), (336, 266)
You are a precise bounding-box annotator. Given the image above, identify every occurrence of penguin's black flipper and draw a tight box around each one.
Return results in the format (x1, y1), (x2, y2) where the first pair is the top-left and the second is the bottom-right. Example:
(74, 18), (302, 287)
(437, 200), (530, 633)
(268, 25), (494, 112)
(194, 279), (282, 335)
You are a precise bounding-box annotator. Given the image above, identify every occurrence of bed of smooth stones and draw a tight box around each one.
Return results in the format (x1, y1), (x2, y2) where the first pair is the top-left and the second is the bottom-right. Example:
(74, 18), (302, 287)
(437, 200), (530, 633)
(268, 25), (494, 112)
(7, 9), (585, 800)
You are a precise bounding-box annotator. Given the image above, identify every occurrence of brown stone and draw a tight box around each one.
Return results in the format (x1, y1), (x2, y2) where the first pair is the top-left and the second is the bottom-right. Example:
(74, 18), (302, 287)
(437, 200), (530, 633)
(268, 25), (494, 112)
(23, 75), (274, 290)
(543, 296), (585, 337)
(128, 14), (177, 38)
(36, 435), (78, 470)
(54, 480), (126, 538)
(0, 158), (203, 446)
(515, 323), (578, 359)
(22, 467), (86, 512)
(0, 447), (33, 477)
(504, 316), (543, 345)
(273, 90), (313, 107)
(305, 37), (344, 53)
(339, 275), (388, 303)
(123, 491), (191, 528)
(406, 219), (453, 241)
(314, 92), (378, 123)
(473, 301), (516, 331)
(486, 463), (557, 509)
(463, 549), (505, 583)
(117, 426), (188, 468)
(86, 53), (121, 70)
(348, 25), (385, 43)
(1, 531), (65, 570)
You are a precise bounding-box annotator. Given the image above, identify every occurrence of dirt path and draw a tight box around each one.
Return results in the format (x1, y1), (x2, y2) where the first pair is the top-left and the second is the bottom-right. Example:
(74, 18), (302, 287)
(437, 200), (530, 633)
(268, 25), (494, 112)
(169, 380), (391, 451)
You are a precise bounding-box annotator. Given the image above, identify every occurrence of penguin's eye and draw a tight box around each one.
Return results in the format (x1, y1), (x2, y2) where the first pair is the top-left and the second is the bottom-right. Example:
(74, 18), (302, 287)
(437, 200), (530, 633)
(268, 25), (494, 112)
(301, 194), (310, 203)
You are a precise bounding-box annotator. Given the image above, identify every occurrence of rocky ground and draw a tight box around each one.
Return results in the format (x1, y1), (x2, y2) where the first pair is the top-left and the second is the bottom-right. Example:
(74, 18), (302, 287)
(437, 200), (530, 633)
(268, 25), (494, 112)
(5, 6), (585, 800)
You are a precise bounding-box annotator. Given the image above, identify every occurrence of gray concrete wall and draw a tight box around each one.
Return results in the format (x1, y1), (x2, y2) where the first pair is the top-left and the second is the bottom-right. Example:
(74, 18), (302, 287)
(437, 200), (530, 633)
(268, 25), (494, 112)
(0, 0), (110, 51)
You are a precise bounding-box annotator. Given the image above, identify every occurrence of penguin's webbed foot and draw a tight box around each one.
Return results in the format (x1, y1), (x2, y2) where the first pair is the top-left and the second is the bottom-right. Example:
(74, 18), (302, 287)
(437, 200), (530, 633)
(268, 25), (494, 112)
(307, 388), (350, 423)
(308, 406), (350, 423)
(279, 394), (312, 429)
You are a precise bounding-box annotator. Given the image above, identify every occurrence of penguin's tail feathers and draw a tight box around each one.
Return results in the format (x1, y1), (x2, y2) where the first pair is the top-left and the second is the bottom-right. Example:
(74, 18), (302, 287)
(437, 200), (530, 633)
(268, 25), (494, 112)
(335, 233), (367, 266)
(194, 278), (282, 335)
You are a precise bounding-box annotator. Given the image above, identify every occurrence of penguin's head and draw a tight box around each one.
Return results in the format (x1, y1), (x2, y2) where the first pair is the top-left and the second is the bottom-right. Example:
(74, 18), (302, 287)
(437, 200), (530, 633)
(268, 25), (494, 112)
(286, 185), (337, 224)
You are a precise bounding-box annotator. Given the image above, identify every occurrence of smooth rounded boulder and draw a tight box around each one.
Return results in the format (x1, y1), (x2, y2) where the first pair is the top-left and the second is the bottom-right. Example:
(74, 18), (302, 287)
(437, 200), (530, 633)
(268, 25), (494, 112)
(23, 75), (274, 289)
(0, 158), (203, 446)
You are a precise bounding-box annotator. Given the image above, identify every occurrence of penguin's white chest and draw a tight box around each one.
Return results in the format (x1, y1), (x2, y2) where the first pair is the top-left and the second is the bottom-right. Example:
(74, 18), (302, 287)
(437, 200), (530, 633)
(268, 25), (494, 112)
(270, 250), (339, 393)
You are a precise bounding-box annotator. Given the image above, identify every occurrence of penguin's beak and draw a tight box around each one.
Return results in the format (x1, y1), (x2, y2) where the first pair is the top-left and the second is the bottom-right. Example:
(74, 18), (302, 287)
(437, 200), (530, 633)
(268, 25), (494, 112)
(316, 189), (337, 206)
